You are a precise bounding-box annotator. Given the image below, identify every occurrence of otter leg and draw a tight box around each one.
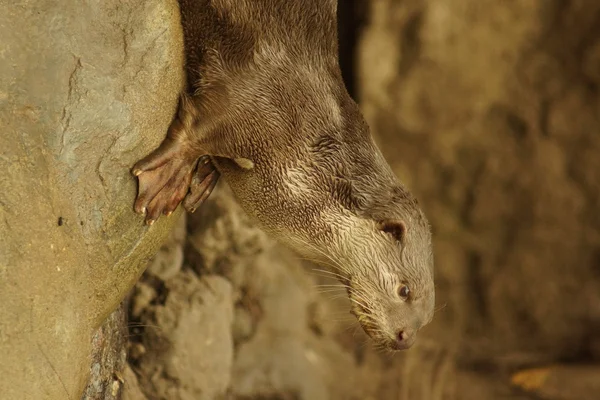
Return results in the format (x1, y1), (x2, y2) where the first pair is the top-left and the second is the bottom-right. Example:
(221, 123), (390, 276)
(132, 95), (221, 225)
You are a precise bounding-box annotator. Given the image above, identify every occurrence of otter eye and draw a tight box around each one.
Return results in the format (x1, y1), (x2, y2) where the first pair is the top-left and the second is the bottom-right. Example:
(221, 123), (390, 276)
(397, 285), (410, 299)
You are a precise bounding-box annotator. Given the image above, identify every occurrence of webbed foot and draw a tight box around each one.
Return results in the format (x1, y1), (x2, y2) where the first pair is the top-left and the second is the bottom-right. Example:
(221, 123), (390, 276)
(132, 138), (220, 225)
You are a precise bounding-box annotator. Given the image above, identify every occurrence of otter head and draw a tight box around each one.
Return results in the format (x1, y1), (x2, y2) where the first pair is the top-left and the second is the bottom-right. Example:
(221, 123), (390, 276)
(339, 205), (435, 351)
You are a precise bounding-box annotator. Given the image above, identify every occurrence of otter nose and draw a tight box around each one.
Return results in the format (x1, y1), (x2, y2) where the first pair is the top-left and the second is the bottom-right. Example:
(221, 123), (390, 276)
(394, 329), (416, 350)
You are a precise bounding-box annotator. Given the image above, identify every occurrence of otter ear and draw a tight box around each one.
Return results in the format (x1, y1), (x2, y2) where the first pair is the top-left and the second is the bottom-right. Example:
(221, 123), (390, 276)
(378, 220), (406, 243)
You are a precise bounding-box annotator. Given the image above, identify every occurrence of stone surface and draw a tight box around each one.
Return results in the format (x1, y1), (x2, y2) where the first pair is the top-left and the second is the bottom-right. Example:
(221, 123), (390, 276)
(131, 271), (234, 400)
(121, 365), (148, 400)
(81, 301), (128, 400)
(0, 0), (184, 398)
(230, 250), (329, 400)
(146, 214), (187, 281)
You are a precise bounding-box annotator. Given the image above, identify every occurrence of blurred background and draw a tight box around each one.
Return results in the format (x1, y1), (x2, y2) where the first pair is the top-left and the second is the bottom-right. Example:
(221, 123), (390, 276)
(98, 1), (600, 399)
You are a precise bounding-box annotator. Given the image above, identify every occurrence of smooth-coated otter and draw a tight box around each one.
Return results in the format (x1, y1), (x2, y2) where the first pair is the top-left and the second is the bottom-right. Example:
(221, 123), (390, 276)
(132, 0), (435, 351)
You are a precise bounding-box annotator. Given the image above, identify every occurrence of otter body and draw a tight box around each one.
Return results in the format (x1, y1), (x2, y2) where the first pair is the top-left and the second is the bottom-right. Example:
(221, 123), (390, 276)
(133, 0), (435, 350)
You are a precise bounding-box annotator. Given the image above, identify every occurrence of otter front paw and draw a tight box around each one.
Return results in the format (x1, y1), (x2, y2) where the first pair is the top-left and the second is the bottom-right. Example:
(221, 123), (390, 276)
(132, 144), (193, 225)
(132, 139), (218, 225)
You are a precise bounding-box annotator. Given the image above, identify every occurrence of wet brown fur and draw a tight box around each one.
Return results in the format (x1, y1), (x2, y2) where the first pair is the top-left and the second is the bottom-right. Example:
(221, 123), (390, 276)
(133, 0), (435, 351)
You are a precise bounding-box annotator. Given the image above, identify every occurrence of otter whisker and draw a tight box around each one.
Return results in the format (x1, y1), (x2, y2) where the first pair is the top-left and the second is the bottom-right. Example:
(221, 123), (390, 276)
(311, 269), (348, 282)
(348, 298), (374, 314)
(295, 238), (353, 278)
(315, 291), (349, 298)
(314, 288), (347, 294)
(434, 302), (448, 313)
(343, 271), (379, 294)
(309, 271), (342, 281)
(298, 255), (341, 272)
(324, 296), (353, 303)
(313, 283), (349, 287)
(313, 284), (350, 290)
(292, 243), (346, 271)
(315, 291), (350, 299)
(310, 268), (349, 281)
(350, 303), (373, 317)
(127, 322), (161, 328)
(328, 311), (359, 319)
(345, 324), (362, 335)
(351, 300), (377, 315)
(326, 316), (356, 323)
(373, 344), (391, 355)
(347, 290), (376, 308)
(296, 245), (380, 313)
(315, 287), (347, 296)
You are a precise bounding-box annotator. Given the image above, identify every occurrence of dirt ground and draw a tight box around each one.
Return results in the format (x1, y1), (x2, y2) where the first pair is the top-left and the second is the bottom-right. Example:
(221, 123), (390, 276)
(90, 1), (600, 399)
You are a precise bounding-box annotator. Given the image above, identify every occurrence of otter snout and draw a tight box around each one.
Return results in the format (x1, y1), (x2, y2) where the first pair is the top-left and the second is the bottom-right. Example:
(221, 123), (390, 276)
(392, 328), (417, 350)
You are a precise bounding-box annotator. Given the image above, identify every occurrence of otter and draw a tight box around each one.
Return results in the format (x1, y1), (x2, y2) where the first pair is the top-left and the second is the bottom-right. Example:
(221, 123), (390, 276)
(132, 0), (435, 351)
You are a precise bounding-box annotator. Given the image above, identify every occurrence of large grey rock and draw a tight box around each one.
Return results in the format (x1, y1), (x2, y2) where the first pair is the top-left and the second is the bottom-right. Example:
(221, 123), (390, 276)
(0, 0), (184, 398)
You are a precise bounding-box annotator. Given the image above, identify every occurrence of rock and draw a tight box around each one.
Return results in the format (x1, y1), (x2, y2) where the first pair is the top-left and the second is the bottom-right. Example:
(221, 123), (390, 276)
(130, 281), (158, 320)
(81, 301), (128, 400)
(230, 249), (353, 400)
(232, 307), (256, 345)
(135, 271), (234, 400)
(233, 335), (329, 400)
(0, 0), (184, 398)
(230, 250), (328, 400)
(121, 365), (148, 400)
(186, 186), (272, 286)
(146, 214), (187, 281)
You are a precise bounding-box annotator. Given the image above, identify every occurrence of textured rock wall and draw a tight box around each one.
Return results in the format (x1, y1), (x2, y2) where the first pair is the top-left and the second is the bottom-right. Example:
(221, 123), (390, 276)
(0, 0), (184, 398)
(81, 301), (128, 400)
